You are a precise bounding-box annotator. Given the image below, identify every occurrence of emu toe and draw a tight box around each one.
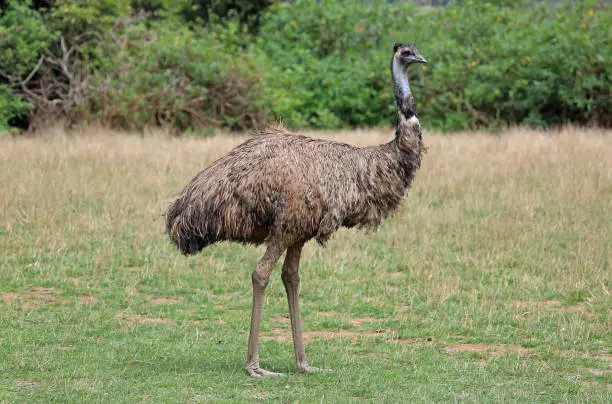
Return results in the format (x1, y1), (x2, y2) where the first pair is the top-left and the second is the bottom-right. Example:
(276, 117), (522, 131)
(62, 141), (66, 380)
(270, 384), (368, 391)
(297, 364), (329, 374)
(245, 366), (284, 378)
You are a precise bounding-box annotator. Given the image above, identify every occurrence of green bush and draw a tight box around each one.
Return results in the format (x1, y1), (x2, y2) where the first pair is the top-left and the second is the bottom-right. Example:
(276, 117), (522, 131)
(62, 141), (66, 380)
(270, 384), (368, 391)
(182, 0), (275, 33)
(258, 0), (611, 130)
(0, 0), (56, 129)
(404, 0), (611, 129)
(94, 20), (264, 131)
(50, 0), (131, 34)
(256, 0), (414, 128)
(0, 87), (32, 132)
(0, 0), (609, 132)
(1, 0), (263, 132)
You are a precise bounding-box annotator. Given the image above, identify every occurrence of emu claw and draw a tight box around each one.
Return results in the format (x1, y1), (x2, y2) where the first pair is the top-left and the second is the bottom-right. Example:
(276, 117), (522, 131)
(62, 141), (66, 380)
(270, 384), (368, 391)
(297, 364), (331, 374)
(246, 366), (284, 378)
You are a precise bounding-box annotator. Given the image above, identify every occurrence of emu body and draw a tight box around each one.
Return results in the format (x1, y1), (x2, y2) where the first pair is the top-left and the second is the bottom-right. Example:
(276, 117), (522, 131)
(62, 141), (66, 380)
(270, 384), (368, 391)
(166, 126), (421, 254)
(166, 44), (426, 377)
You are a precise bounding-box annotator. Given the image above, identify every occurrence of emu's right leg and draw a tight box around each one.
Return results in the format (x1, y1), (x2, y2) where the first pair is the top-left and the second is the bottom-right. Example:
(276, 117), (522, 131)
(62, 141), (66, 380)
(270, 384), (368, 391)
(281, 243), (319, 373)
(245, 244), (284, 378)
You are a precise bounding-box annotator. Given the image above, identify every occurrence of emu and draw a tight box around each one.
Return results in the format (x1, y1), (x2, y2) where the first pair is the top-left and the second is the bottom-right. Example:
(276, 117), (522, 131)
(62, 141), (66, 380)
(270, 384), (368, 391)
(166, 44), (427, 378)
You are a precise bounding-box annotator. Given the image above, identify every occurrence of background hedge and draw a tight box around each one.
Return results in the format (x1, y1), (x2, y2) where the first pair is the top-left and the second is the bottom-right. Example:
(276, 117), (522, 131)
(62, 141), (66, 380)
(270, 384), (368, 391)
(0, 0), (610, 133)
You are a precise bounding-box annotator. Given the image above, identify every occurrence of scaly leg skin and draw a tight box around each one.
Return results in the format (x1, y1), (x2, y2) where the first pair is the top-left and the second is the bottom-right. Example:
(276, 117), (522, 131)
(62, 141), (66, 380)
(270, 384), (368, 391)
(281, 243), (325, 374)
(245, 244), (285, 378)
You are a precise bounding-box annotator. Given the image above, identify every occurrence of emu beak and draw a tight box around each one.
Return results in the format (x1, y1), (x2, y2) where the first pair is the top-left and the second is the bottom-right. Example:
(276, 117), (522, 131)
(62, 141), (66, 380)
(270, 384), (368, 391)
(408, 54), (427, 64)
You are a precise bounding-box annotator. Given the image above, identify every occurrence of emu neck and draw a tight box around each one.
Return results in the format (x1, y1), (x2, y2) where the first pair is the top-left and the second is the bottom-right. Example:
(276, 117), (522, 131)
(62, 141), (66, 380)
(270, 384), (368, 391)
(390, 58), (422, 162)
(392, 58), (417, 120)
(385, 56), (423, 191)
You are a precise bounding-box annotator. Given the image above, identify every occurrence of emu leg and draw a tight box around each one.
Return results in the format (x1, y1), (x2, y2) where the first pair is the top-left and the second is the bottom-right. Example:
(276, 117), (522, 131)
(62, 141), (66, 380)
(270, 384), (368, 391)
(281, 243), (319, 373)
(245, 244), (285, 378)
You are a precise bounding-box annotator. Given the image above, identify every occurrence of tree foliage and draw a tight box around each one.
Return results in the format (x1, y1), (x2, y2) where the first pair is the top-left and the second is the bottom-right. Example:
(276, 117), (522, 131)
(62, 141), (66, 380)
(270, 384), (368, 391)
(182, 0), (275, 33)
(258, 0), (611, 130)
(0, 0), (610, 133)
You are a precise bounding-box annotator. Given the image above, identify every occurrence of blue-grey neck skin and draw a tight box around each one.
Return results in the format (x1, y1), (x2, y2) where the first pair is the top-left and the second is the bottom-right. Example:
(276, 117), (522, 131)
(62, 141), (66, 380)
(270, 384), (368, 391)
(391, 57), (417, 120)
(392, 58), (410, 98)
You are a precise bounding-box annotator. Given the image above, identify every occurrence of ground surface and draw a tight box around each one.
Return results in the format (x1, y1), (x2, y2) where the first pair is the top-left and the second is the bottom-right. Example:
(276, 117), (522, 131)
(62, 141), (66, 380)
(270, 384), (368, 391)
(1, 127), (611, 402)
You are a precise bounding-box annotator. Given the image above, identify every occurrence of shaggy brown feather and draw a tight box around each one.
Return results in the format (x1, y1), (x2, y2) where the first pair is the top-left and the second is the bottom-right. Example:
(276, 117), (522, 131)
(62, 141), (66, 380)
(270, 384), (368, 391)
(166, 117), (422, 254)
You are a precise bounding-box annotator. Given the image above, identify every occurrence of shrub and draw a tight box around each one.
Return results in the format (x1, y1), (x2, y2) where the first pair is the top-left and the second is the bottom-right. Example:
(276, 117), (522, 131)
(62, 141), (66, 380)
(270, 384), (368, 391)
(0, 0), (56, 129)
(256, 0), (415, 128)
(1, 0), (265, 132)
(181, 0), (275, 33)
(256, 0), (611, 130)
(0, 0), (609, 132)
(94, 20), (265, 131)
(0, 87), (32, 132)
(404, 0), (612, 129)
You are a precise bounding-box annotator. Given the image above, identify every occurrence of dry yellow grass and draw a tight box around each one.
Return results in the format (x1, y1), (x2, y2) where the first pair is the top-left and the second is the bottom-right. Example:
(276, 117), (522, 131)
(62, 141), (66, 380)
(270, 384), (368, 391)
(2, 126), (611, 281)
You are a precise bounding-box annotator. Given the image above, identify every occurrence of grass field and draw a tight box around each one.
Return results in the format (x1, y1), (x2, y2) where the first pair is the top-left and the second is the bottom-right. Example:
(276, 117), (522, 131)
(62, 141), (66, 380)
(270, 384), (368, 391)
(1, 127), (611, 402)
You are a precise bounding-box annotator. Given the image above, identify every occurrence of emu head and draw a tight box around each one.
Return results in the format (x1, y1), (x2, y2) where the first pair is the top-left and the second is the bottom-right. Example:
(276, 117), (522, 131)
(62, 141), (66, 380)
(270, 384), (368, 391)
(393, 43), (427, 66)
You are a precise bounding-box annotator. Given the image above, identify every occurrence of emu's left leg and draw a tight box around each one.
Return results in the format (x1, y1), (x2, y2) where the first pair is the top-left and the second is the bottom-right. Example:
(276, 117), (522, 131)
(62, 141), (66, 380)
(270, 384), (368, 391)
(281, 243), (319, 373)
(245, 244), (285, 378)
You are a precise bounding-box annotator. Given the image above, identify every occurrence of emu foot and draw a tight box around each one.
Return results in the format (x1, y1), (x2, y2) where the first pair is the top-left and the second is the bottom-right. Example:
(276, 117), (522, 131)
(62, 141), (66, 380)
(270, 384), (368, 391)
(297, 364), (330, 374)
(245, 365), (284, 379)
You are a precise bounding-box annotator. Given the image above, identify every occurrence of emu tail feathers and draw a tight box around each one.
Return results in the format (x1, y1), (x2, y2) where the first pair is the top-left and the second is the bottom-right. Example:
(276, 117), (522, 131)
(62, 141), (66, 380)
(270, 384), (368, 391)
(165, 196), (217, 255)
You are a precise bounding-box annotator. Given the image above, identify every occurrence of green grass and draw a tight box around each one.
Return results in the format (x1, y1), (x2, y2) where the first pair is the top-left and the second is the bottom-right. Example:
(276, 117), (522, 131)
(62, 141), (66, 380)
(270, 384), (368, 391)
(1, 128), (610, 402)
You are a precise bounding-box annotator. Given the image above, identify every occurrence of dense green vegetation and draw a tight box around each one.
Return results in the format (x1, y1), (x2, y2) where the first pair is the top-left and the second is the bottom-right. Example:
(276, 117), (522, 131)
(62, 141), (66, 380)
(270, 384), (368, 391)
(0, 0), (610, 132)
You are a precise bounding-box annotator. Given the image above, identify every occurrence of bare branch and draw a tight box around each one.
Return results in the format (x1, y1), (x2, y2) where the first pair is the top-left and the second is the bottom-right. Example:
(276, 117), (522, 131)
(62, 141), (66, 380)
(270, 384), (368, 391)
(73, 31), (104, 44)
(464, 100), (491, 125)
(60, 36), (68, 55)
(22, 55), (46, 86)
(0, 68), (19, 82)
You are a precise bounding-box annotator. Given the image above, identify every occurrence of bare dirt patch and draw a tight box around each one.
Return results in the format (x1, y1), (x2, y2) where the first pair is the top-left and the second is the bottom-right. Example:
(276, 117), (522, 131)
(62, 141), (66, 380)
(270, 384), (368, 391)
(151, 296), (182, 305)
(511, 300), (563, 309)
(393, 338), (420, 345)
(390, 337), (434, 345)
(586, 368), (612, 376)
(559, 306), (596, 316)
(2, 287), (68, 309)
(213, 319), (225, 325)
(444, 343), (532, 356)
(582, 353), (612, 362)
(122, 267), (143, 272)
(251, 391), (276, 400)
(556, 349), (612, 362)
(66, 278), (81, 286)
(118, 315), (173, 327)
(16, 380), (39, 388)
(262, 328), (434, 346)
(262, 328), (385, 343)
(590, 322), (611, 333)
(29, 287), (55, 295)
(81, 294), (96, 305)
(271, 316), (290, 324)
(261, 328), (433, 346)
(316, 311), (337, 317)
